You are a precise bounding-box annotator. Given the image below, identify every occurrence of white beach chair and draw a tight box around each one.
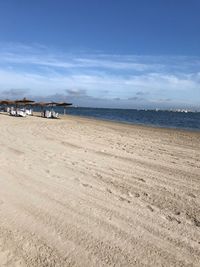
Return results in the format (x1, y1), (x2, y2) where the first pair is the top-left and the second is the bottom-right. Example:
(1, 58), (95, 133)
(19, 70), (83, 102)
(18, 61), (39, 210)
(17, 110), (26, 117)
(45, 110), (52, 118)
(10, 110), (16, 116)
(52, 111), (59, 119)
(26, 109), (33, 115)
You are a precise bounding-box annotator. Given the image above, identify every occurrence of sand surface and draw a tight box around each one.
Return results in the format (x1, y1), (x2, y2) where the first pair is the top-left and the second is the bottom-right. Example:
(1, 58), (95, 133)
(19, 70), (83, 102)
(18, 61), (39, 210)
(0, 113), (200, 266)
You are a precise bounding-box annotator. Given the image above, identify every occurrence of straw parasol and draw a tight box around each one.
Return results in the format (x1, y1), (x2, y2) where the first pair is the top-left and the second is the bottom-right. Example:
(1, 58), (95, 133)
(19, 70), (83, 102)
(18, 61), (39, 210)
(0, 100), (15, 105)
(0, 100), (16, 113)
(45, 101), (59, 107)
(44, 102), (59, 115)
(32, 102), (47, 107)
(32, 102), (48, 113)
(57, 102), (72, 115)
(15, 97), (35, 105)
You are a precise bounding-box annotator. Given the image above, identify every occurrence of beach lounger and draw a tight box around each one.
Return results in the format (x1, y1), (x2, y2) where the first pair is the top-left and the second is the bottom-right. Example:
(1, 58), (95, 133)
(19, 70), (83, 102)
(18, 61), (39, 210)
(17, 110), (26, 117)
(46, 110), (52, 118)
(26, 109), (33, 115)
(10, 109), (26, 117)
(43, 110), (59, 118)
(52, 111), (59, 118)
(10, 110), (16, 116)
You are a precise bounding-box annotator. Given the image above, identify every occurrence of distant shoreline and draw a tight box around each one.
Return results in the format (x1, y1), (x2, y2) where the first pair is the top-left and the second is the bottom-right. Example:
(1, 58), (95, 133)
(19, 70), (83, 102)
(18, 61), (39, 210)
(13, 110), (198, 134)
(1, 110), (200, 133)
(61, 112), (200, 133)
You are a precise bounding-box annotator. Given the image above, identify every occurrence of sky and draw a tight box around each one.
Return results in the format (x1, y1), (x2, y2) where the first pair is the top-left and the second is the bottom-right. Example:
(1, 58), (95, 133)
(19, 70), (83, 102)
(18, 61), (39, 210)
(0, 0), (200, 109)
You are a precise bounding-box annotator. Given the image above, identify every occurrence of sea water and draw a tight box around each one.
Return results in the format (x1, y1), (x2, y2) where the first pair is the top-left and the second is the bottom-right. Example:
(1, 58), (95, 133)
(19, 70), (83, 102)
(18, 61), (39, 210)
(53, 107), (200, 131)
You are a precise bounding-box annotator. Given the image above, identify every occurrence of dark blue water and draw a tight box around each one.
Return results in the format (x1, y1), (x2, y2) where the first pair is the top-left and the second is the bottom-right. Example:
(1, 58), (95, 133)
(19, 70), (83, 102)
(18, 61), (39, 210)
(41, 107), (200, 131)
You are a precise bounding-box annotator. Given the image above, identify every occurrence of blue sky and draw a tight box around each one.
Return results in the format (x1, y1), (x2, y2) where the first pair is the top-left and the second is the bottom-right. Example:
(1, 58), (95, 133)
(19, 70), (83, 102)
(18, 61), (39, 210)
(0, 0), (199, 109)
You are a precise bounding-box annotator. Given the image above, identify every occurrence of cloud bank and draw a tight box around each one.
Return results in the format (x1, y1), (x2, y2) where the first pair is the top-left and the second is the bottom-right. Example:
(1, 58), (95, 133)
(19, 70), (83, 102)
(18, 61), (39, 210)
(0, 43), (199, 109)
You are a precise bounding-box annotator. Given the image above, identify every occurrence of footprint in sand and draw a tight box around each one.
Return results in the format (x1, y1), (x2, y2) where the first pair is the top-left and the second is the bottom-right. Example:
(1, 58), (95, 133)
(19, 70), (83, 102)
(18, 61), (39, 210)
(137, 178), (146, 183)
(187, 192), (196, 198)
(81, 183), (92, 189)
(166, 215), (181, 224)
(187, 215), (200, 227)
(134, 193), (140, 198)
(96, 173), (103, 179)
(106, 188), (112, 194)
(119, 196), (131, 203)
(147, 205), (154, 212)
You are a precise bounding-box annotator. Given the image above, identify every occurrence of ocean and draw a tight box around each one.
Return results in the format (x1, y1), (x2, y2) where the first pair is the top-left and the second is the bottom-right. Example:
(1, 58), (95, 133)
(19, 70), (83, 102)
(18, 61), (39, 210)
(52, 107), (200, 131)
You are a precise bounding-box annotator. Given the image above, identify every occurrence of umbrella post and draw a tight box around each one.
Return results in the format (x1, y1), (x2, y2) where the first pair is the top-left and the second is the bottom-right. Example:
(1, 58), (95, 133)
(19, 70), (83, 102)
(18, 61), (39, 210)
(57, 102), (72, 115)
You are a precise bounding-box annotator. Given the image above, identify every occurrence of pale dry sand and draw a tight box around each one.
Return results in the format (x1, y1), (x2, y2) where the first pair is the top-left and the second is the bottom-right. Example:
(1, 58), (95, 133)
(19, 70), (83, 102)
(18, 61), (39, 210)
(0, 113), (200, 267)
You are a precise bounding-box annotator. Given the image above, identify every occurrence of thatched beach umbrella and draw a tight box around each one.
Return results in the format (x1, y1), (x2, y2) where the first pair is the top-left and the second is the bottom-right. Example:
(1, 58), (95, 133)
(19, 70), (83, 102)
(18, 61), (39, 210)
(45, 102), (59, 114)
(57, 102), (72, 115)
(0, 100), (15, 112)
(37, 101), (58, 117)
(15, 97), (35, 105)
(45, 101), (59, 107)
(0, 100), (15, 105)
(32, 102), (47, 107)
(30, 102), (48, 116)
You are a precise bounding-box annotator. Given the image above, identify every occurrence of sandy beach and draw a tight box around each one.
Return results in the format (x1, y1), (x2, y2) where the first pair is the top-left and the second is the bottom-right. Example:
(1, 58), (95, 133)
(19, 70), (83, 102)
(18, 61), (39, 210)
(0, 113), (200, 266)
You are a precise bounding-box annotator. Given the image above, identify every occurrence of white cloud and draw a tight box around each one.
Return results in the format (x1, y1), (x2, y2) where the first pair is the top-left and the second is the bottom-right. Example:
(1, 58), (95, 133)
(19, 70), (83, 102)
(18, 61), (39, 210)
(0, 42), (199, 107)
(0, 68), (199, 99)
